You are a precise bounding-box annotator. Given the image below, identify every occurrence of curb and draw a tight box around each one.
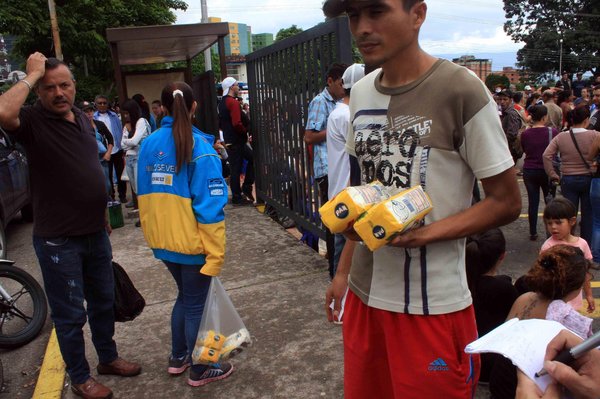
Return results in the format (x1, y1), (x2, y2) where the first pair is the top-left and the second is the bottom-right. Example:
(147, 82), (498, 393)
(32, 328), (65, 399)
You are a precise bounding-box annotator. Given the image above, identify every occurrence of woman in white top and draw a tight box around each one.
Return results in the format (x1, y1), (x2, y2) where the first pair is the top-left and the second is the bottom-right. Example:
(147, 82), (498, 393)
(121, 99), (151, 207)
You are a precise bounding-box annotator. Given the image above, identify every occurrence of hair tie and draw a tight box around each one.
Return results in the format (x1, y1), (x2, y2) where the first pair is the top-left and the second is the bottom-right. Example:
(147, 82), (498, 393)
(173, 89), (183, 98)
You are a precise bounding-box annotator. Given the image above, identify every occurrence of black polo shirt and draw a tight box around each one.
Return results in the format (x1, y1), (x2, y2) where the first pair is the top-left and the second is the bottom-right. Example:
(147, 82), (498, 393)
(11, 101), (107, 237)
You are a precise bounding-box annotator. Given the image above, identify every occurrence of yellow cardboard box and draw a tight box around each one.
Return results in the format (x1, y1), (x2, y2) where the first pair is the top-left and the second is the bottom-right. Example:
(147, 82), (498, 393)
(353, 186), (432, 251)
(319, 183), (390, 233)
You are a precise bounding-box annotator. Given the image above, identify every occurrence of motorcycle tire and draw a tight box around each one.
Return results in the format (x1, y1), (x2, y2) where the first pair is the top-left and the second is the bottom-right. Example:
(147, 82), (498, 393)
(0, 265), (47, 349)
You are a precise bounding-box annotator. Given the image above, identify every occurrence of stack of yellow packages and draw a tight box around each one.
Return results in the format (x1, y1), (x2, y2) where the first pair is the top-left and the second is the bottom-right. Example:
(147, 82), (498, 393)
(192, 328), (251, 364)
(319, 182), (391, 233)
(353, 185), (433, 251)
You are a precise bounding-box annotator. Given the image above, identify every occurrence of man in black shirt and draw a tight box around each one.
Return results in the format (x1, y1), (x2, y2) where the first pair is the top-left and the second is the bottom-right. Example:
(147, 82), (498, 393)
(0, 53), (140, 399)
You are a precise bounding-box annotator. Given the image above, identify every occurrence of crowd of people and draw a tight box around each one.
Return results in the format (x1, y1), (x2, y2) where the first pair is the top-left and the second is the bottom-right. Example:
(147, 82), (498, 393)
(0, 0), (599, 398)
(495, 74), (600, 265)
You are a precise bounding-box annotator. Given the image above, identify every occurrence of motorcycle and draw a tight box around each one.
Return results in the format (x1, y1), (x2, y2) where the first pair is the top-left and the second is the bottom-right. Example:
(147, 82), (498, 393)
(0, 259), (47, 349)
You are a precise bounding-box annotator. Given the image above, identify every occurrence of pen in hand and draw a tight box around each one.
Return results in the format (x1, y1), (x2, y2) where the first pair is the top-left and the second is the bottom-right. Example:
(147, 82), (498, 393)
(535, 329), (600, 377)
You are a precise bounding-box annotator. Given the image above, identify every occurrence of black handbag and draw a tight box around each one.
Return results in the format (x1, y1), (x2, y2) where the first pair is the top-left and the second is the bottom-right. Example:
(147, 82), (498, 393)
(112, 261), (146, 322)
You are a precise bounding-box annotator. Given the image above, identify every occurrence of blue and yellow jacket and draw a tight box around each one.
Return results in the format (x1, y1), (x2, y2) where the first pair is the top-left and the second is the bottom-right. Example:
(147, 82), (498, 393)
(137, 116), (228, 276)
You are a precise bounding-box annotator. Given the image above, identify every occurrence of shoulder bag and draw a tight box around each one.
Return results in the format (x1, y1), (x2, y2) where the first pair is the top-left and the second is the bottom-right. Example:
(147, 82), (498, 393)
(568, 129), (592, 176)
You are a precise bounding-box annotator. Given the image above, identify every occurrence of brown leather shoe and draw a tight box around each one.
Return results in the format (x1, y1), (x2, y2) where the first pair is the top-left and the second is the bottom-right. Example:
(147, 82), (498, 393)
(71, 377), (113, 399)
(97, 357), (142, 377)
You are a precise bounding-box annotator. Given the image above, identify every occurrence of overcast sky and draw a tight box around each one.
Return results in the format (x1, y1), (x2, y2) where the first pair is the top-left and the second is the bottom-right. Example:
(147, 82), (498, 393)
(175, 0), (523, 67)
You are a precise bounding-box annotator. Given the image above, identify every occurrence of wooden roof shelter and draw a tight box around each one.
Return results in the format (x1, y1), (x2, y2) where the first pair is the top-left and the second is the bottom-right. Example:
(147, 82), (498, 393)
(106, 22), (229, 102)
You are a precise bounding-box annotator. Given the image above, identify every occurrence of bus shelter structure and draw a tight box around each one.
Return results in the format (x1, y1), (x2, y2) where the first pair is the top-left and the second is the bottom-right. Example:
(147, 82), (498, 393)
(106, 22), (229, 134)
(106, 22), (229, 104)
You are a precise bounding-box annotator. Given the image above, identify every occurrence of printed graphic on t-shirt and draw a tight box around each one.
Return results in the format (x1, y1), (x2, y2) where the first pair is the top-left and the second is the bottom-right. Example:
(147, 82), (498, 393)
(353, 109), (432, 189)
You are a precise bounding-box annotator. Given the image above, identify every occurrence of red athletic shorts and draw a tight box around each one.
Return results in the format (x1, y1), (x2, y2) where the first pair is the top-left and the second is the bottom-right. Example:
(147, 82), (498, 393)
(343, 290), (480, 399)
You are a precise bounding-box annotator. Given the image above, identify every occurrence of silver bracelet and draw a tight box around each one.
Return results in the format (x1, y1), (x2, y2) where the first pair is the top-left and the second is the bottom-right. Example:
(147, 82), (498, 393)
(18, 79), (32, 90)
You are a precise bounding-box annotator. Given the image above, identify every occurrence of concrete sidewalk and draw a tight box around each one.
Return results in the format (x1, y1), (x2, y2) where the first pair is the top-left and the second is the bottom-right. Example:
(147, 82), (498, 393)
(62, 205), (344, 398)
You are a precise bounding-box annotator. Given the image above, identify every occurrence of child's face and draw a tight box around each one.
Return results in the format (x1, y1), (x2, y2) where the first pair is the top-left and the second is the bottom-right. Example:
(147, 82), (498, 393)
(545, 217), (576, 240)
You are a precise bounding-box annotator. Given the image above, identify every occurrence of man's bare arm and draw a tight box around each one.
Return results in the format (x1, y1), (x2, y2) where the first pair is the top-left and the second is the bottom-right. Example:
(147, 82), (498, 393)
(303, 129), (327, 144)
(390, 168), (521, 248)
(0, 52), (47, 131)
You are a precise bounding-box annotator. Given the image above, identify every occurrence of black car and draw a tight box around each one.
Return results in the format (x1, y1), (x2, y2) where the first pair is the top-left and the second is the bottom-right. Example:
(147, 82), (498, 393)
(0, 127), (31, 258)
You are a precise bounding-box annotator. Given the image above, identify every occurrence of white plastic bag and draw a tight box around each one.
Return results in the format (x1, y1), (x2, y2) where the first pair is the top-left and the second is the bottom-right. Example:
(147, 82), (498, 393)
(192, 277), (251, 365)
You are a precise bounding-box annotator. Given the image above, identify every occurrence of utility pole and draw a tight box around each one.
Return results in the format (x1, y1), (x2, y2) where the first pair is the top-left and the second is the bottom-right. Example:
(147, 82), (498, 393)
(47, 0), (63, 61)
(201, 0), (212, 71)
(559, 38), (563, 76)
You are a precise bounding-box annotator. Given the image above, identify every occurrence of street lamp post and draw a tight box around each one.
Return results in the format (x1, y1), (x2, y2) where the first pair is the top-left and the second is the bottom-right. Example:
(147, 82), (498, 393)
(559, 38), (563, 75)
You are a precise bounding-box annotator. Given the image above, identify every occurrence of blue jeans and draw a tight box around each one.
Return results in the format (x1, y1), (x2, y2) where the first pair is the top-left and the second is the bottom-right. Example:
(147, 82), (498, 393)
(590, 178), (600, 262)
(100, 159), (111, 196)
(125, 153), (138, 194)
(561, 175), (592, 243)
(164, 261), (211, 373)
(523, 168), (550, 236)
(33, 230), (117, 384)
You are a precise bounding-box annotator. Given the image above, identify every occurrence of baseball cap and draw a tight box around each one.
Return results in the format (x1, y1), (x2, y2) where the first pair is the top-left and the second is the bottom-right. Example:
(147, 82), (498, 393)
(524, 85), (532, 91)
(221, 77), (237, 97)
(342, 63), (365, 89)
(80, 101), (94, 111)
(322, 0), (371, 17)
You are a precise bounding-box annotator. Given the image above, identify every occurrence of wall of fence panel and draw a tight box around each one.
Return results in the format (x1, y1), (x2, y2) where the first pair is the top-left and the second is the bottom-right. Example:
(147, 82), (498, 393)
(246, 17), (353, 239)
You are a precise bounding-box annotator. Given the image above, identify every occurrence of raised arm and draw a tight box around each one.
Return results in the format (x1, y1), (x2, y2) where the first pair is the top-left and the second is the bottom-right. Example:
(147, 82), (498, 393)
(0, 52), (47, 130)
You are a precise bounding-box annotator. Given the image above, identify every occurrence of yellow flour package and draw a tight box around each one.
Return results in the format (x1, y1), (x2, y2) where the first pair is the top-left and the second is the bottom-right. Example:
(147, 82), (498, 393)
(319, 183), (390, 233)
(353, 185), (433, 251)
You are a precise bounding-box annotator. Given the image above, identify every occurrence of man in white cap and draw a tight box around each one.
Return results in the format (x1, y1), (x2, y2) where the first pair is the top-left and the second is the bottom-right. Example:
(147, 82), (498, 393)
(322, 1), (521, 398)
(325, 63), (364, 279)
(218, 77), (254, 205)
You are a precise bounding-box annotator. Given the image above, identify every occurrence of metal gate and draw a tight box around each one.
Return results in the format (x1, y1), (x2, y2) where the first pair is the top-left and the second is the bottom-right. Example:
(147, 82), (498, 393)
(246, 16), (353, 239)
(192, 70), (219, 137)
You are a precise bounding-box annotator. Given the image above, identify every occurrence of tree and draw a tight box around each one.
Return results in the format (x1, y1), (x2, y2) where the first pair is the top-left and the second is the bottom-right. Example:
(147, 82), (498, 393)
(485, 74), (510, 92)
(0, 0), (187, 93)
(275, 25), (303, 42)
(503, 0), (600, 79)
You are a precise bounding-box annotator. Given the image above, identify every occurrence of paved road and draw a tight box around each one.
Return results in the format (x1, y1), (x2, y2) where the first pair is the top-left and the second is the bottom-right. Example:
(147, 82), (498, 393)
(1, 176), (597, 398)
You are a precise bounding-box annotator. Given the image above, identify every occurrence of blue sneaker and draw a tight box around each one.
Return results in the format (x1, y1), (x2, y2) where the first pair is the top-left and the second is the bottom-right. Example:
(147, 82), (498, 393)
(167, 355), (190, 375)
(187, 363), (234, 387)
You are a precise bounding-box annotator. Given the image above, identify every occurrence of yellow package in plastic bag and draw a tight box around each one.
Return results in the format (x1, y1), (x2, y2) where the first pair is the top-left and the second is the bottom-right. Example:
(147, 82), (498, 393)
(319, 183), (390, 233)
(353, 185), (433, 251)
(193, 346), (221, 364)
(201, 330), (226, 350)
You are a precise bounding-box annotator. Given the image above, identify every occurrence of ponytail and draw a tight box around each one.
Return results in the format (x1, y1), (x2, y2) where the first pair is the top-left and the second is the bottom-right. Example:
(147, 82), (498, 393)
(161, 82), (195, 173)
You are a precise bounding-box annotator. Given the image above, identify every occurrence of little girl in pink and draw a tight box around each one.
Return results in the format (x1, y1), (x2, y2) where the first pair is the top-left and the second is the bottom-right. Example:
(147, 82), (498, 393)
(541, 198), (595, 312)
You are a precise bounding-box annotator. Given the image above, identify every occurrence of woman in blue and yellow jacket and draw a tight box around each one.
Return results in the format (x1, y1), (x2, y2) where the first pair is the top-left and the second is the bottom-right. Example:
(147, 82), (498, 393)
(137, 82), (233, 386)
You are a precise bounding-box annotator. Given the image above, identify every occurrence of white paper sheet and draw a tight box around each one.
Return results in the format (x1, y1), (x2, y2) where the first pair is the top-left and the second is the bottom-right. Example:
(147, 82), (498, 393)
(465, 318), (579, 392)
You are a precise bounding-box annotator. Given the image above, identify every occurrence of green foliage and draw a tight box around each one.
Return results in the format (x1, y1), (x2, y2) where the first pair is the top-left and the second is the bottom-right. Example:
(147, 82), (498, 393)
(75, 74), (113, 103)
(502, 0), (600, 77)
(0, 0), (187, 92)
(485, 74), (510, 92)
(275, 25), (303, 42)
(190, 52), (222, 81)
(351, 41), (363, 64)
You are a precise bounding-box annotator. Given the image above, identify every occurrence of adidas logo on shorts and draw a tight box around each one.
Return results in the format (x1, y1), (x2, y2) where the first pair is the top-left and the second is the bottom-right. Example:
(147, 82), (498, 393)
(428, 357), (449, 371)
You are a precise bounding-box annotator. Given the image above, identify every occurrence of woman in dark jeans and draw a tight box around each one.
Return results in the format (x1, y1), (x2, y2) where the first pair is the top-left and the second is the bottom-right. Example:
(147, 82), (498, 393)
(520, 105), (558, 240)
